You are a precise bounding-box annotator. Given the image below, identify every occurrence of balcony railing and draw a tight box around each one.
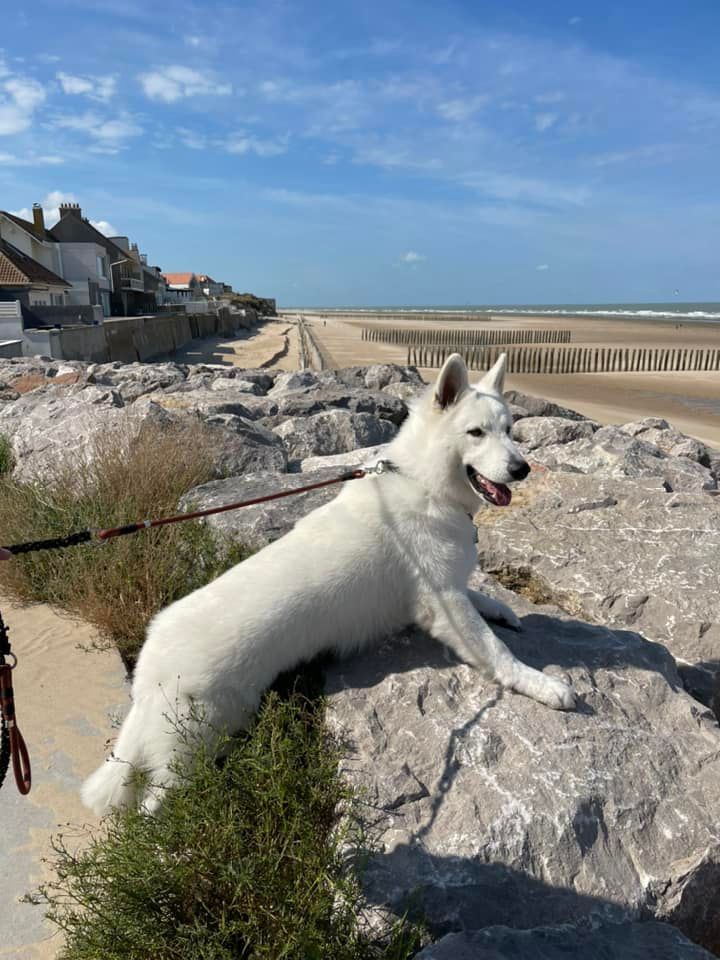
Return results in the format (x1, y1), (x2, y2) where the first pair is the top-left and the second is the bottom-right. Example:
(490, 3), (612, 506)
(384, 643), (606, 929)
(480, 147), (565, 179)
(120, 277), (144, 291)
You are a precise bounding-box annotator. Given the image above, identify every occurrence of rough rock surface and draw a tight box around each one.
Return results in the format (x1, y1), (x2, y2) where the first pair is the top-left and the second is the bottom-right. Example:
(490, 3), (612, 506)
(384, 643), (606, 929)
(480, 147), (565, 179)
(504, 389), (590, 421)
(273, 410), (398, 462)
(326, 573), (720, 953)
(297, 444), (390, 474)
(477, 463), (719, 706)
(511, 415), (599, 449)
(179, 468), (347, 550)
(524, 423), (716, 492)
(415, 922), (717, 959)
(0, 358), (418, 481)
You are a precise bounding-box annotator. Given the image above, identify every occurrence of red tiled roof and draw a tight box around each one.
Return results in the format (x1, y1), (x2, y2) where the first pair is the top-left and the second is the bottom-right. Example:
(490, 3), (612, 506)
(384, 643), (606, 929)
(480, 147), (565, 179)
(163, 272), (195, 286)
(0, 238), (70, 288)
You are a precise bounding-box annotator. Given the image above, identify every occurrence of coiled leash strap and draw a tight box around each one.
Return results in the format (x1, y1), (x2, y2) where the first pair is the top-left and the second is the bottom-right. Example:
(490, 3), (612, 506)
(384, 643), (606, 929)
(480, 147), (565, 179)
(0, 611), (31, 795)
(0, 460), (396, 796)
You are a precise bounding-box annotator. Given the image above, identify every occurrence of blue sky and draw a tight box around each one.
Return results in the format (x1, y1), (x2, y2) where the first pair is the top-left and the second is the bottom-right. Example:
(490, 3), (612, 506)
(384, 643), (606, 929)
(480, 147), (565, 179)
(1, 0), (719, 306)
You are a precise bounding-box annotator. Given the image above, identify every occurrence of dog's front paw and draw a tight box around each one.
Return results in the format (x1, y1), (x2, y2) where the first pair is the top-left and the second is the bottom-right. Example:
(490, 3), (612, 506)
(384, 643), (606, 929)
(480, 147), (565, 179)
(536, 674), (576, 711)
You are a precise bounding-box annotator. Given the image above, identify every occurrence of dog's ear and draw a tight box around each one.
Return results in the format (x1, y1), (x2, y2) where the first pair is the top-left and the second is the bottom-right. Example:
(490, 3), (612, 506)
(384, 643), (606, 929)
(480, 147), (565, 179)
(477, 353), (507, 395)
(434, 353), (469, 409)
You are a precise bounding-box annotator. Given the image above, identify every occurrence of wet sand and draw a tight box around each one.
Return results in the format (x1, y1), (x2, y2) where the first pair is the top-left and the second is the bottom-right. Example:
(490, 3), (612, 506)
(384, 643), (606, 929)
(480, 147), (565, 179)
(293, 312), (720, 448)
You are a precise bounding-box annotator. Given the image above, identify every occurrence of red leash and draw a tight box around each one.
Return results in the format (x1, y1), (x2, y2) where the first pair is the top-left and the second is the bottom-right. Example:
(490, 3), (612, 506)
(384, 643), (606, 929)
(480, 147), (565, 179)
(95, 469), (368, 542)
(0, 615), (31, 795)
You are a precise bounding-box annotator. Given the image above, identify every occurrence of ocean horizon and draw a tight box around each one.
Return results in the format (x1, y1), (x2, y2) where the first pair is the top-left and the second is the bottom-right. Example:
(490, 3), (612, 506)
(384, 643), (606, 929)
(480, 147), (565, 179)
(283, 301), (720, 322)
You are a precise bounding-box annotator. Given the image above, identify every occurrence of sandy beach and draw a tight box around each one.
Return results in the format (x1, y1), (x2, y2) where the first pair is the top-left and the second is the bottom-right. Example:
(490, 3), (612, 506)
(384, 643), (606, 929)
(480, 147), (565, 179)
(170, 318), (299, 371)
(291, 312), (720, 448)
(0, 599), (127, 960)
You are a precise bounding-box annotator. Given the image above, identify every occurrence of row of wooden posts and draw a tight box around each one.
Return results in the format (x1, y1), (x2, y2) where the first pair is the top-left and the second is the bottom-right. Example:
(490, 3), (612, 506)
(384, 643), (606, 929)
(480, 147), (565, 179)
(407, 344), (720, 374)
(362, 326), (572, 346)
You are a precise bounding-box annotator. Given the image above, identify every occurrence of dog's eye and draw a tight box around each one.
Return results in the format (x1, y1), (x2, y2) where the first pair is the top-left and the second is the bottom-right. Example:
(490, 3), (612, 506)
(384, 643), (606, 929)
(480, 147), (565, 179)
(467, 428), (485, 438)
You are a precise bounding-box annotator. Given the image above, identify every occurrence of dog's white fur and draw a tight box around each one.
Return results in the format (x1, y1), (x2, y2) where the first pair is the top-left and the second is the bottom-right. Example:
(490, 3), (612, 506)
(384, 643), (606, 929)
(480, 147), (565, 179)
(81, 353), (575, 816)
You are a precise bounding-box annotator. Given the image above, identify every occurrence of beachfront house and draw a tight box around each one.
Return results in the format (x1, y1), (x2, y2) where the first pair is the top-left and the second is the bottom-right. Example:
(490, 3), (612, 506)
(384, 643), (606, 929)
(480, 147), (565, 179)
(163, 272), (200, 302)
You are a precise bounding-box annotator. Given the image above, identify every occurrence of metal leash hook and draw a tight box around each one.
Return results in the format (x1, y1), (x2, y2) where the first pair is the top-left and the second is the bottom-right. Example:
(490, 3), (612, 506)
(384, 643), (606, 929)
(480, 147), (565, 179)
(0, 610), (31, 795)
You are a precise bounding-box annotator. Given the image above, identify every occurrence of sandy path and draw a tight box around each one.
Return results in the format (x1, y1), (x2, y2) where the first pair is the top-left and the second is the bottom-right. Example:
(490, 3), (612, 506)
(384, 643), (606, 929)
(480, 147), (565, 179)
(0, 599), (127, 960)
(170, 318), (299, 372)
(298, 313), (720, 448)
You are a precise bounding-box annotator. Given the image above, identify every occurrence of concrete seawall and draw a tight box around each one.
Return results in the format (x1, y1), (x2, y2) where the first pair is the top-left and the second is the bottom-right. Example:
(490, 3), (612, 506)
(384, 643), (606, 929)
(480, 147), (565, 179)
(23, 308), (260, 363)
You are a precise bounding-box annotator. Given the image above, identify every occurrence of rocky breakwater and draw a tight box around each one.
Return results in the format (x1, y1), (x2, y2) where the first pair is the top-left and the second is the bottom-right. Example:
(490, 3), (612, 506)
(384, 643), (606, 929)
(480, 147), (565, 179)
(0, 357), (718, 958)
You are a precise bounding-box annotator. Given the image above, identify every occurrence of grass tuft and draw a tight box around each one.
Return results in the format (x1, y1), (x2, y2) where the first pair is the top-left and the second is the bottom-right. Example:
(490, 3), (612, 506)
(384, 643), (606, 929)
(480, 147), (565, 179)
(0, 420), (247, 665)
(35, 693), (425, 960)
(0, 432), (14, 476)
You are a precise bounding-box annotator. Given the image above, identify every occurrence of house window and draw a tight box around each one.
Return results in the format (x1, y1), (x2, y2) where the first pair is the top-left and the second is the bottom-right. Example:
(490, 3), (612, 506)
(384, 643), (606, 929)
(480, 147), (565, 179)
(96, 255), (108, 279)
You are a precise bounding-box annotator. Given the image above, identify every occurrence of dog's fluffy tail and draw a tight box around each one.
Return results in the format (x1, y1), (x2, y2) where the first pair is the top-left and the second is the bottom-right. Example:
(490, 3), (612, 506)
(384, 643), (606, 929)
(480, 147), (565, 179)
(81, 700), (148, 816)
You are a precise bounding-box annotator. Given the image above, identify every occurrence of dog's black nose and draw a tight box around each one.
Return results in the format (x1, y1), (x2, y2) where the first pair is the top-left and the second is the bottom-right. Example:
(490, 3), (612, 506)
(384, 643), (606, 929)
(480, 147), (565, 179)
(509, 460), (530, 481)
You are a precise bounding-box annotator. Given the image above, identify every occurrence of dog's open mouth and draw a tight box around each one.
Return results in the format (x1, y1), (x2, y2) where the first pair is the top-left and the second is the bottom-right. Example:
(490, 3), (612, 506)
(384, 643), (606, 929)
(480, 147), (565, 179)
(466, 466), (512, 506)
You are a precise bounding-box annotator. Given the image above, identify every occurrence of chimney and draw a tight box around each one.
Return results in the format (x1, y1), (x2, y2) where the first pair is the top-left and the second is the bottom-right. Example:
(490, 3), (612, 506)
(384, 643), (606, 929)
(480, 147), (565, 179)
(32, 202), (45, 236)
(59, 201), (82, 220)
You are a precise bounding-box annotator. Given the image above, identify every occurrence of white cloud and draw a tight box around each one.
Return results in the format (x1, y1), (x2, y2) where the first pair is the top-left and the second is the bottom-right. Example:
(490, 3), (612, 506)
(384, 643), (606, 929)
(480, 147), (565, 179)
(222, 132), (287, 156)
(535, 112), (558, 132)
(462, 171), (590, 207)
(0, 152), (63, 165)
(178, 127), (207, 150)
(139, 66), (232, 103)
(4, 77), (45, 110)
(592, 144), (675, 167)
(569, 16), (582, 25)
(401, 251), (426, 263)
(436, 95), (489, 122)
(11, 190), (75, 226)
(54, 110), (142, 146)
(12, 192), (119, 234)
(90, 219), (118, 236)
(57, 71), (117, 102)
(0, 75), (45, 134)
(534, 91), (565, 105)
(536, 263), (549, 271)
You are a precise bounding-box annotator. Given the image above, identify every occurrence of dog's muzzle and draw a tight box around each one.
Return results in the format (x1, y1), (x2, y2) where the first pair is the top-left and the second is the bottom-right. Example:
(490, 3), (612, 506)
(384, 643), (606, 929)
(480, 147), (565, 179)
(465, 466), (512, 507)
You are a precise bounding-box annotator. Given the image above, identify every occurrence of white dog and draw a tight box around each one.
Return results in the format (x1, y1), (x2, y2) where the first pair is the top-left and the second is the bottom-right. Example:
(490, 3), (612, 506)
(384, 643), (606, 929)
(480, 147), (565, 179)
(82, 353), (575, 816)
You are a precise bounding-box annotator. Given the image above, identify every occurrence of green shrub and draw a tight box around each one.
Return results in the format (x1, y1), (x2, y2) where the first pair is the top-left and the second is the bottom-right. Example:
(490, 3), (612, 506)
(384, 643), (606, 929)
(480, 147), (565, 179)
(0, 421), (247, 665)
(36, 693), (425, 960)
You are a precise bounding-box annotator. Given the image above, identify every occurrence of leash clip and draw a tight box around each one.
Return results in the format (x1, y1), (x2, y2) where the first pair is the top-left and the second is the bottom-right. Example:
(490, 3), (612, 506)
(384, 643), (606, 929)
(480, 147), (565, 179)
(365, 459), (396, 476)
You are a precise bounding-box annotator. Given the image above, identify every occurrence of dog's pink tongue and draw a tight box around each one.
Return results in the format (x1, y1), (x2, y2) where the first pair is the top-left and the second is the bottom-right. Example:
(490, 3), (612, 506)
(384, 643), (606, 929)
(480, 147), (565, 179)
(487, 480), (512, 507)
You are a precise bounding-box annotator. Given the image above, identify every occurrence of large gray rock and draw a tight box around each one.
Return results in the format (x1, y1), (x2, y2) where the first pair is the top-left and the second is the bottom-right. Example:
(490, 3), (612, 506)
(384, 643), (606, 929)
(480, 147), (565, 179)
(511, 416), (599, 449)
(87, 360), (187, 401)
(145, 387), (278, 422)
(197, 413), (287, 476)
(273, 410), (398, 462)
(0, 383), (129, 480)
(268, 369), (322, 396)
(298, 443), (390, 474)
(527, 424), (716, 492)
(416, 922), (717, 959)
(476, 469), (720, 706)
(272, 387), (407, 426)
(180, 467), (351, 550)
(503, 390), (588, 421)
(618, 418), (711, 466)
(326, 573), (720, 953)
